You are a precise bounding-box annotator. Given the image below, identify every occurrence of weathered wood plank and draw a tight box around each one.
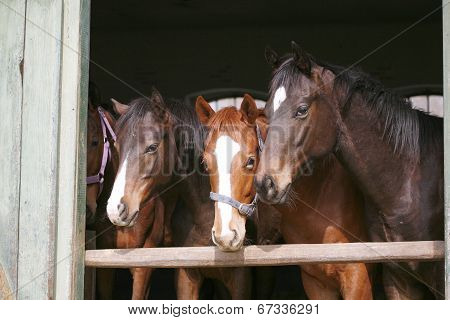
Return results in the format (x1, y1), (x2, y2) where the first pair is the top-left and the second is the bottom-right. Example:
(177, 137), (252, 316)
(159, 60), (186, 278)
(85, 241), (444, 268)
(443, 0), (450, 300)
(18, 0), (63, 299)
(83, 230), (96, 300)
(0, 0), (26, 300)
(55, 0), (89, 300)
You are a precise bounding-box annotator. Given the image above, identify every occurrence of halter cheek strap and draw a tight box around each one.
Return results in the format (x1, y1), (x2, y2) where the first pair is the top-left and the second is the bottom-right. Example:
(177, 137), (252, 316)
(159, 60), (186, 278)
(86, 107), (117, 197)
(208, 123), (265, 218)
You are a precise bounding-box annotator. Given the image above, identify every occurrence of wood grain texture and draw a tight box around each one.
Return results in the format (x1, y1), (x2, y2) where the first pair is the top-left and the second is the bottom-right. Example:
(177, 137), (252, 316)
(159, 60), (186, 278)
(443, 0), (450, 300)
(18, 0), (63, 299)
(0, 0), (26, 300)
(85, 241), (444, 268)
(55, 0), (89, 300)
(83, 230), (96, 300)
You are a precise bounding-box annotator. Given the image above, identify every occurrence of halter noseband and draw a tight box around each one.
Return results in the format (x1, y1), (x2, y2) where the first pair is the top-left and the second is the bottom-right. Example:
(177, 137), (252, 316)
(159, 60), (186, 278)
(86, 107), (117, 197)
(209, 123), (265, 218)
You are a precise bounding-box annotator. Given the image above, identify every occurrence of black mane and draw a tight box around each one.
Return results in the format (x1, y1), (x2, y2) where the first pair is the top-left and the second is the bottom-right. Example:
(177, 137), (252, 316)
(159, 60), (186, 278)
(117, 95), (205, 173)
(270, 55), (442, 158)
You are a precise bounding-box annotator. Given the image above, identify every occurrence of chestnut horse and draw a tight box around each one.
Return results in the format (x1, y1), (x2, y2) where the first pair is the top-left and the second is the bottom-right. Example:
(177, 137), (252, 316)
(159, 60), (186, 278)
(196, 94), (373, 299)
(107, 88), (251, 299)
(255, 43), (444, 299)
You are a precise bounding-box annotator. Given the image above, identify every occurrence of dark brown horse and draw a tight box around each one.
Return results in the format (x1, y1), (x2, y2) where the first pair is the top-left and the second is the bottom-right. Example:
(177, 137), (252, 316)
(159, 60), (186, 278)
(87, 91), (119, 299)
(255, 43), (444, 299)
(196, 94), (373, 299)
(107, 88), (251, 299)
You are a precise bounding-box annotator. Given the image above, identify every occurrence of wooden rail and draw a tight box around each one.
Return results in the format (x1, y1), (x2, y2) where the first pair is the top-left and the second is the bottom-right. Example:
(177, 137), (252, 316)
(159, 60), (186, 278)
(85, 241), (444, 268)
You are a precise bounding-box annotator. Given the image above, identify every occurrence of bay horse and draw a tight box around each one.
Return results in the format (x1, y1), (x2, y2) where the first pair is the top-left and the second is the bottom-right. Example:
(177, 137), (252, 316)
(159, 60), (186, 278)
(107, 88), (251, 299)
(196, 94), (373, 299)
(87, 85), (166, 300)
(255, 42), (444, 299)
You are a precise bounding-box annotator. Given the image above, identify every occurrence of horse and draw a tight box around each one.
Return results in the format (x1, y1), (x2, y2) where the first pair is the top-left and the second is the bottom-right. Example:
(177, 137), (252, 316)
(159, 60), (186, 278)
(196, 94), (373, 299)
(107, 88), (252, 299)
(255, 42), (444, 299)
(86, 89), (119, 299)
(88, 84), (167, 300)
(103, 97), (170, 300)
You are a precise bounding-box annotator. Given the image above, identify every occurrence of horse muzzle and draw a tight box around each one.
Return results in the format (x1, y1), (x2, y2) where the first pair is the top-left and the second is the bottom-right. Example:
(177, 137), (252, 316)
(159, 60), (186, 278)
(107, 201), (139, 227)
(212, 229), (244, 252)
(255, 174), (291, 204)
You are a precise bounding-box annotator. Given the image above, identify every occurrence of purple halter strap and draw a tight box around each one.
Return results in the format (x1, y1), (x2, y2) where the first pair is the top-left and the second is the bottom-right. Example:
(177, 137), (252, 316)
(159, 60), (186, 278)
(86, 107), (117, 196)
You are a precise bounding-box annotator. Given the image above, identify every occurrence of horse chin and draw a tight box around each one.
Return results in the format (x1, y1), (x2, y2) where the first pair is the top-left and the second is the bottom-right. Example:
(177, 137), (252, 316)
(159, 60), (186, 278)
(278, 184), (291, 203)
(221, 245), (243, 252)
(216, 241), (244, 252)
(109, 210), (140, 227)
(271, 182), (292, 205)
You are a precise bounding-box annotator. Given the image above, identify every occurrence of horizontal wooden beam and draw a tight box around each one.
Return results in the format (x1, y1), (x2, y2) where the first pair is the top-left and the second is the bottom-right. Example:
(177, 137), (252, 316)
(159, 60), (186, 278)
(85, 241), (444, 268)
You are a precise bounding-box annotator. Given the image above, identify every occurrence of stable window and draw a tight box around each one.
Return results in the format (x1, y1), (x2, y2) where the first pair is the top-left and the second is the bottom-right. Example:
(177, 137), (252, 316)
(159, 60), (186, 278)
(396, 85), (443, 117)
(185, 88), (267, 110)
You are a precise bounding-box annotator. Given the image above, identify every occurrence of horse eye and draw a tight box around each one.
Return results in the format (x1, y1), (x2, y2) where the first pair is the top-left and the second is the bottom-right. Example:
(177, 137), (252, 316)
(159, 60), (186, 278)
(245, 157), (255, 170)
(145, 143), (159, 154)
(294, 105), (309, 119)
(91, 140), (99, 147)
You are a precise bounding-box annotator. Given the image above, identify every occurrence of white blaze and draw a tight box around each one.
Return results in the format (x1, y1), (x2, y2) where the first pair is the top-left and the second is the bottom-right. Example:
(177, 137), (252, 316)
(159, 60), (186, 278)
(215, 135), (240, 237)
(107, 153), (129, 221)
(273, 86), (286, 112)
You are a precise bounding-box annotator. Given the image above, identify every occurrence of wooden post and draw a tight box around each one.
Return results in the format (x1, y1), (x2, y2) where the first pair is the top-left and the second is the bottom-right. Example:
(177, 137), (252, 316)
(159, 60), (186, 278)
(443, 0), (450, 300)
(0, 0), (89, 299)
(0, 0), (26, 300)
(54, 0), (90, 300)
(83, 230), (97, 300)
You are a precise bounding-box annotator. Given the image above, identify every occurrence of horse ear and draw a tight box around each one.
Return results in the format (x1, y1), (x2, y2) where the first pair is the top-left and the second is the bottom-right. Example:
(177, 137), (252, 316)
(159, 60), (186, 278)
(111, 98), (130, 116)
(291, 41), (311, 76)
(265, 46), (280, 69)
(240, 94), (259, 124)
(149, 87), (170, 122)
(195, 96), (215, 125)
(150, 86), (165, 106)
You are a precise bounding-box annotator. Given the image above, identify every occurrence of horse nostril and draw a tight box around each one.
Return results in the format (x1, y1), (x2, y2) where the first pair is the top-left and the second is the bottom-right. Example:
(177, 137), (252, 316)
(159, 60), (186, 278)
(118, 202), (127, 219)
(264, 175), (275, 191)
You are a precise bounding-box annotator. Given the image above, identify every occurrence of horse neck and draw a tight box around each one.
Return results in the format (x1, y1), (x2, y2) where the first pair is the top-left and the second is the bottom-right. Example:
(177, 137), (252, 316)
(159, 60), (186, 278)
(176, 170), (213, 222)
(334, 94), (422, 211)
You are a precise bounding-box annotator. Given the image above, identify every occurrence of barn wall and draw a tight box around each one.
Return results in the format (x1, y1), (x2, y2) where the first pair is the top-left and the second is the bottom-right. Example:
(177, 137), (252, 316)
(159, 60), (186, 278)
(0, 0), (26, 300)
(443, 0), (450, 299)
(0, 0), (88, 299)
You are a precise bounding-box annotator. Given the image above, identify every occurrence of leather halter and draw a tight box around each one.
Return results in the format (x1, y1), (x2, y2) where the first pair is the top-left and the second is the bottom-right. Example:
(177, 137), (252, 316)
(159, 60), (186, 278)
(209, 123), (265, 218)
(86, 107), (117, 197)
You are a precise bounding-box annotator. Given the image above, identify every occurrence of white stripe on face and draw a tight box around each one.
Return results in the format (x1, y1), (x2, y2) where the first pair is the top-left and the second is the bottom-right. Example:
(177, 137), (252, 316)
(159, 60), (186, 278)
(215, 135), (240, 236)
(273, 86), (286, 112)
(107, 153), (128, 221)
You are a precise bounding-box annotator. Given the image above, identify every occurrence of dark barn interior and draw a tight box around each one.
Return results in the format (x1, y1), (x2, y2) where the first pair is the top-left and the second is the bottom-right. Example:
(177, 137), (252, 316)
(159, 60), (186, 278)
(89, 0), (443, 299)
